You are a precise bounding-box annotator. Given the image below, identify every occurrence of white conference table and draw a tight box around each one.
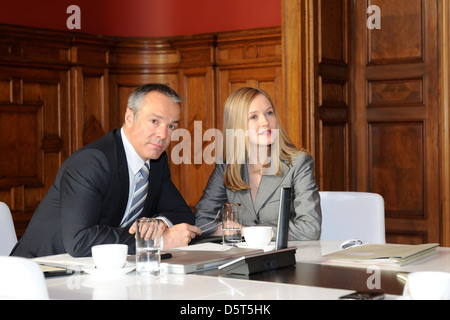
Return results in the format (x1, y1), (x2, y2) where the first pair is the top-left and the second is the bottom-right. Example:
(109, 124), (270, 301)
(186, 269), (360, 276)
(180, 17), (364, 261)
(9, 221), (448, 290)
(42, 240), (450, 300)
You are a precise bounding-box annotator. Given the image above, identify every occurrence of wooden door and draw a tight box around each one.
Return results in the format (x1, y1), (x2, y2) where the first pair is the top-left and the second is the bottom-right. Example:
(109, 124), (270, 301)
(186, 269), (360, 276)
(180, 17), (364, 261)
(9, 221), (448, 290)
(352, 0), (441, 244)
(284, 0), (443, 244)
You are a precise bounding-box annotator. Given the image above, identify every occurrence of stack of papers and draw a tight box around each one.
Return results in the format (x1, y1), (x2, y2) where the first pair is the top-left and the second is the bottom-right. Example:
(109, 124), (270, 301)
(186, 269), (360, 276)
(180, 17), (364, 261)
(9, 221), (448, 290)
(323, 243), (439, 266)
(33, 254), (94, 272)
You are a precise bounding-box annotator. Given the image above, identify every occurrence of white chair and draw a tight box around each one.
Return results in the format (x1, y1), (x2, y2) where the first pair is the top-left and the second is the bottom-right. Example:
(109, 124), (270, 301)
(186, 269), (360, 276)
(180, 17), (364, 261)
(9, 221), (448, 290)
(0, 256), (49, 299)
(319, 191), (386, 244)
(0, 202), (18, 255)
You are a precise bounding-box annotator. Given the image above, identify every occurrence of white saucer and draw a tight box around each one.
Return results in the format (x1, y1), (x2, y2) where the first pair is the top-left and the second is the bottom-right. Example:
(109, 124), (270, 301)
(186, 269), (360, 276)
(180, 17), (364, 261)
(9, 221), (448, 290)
(81, 262), (136, 277)
(235, 242), (275, 252)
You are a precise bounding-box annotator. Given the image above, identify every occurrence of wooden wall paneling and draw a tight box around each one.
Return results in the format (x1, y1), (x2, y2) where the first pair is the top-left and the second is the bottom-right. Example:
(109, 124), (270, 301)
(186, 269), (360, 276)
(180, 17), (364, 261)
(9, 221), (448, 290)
(0, 27), (73, 236)
(351, 0), (369, 195)
(0, 26), (118, 236)
(0, 66), (70, 236)
(70, 39), (113, 150)
(354, 0), (441, 244)
(109, 39), (180, 129)
(315, 0), (351, 191)
(0, 25), (71, 68)
(216, 27), (283, 132)
(441, 0), (450, 247)
(110, 73), (179, 125)
(175, 67), (215, 208)
(78, 68), (109, 147)
(172, 35), (216, 208)
(217, 66), (283, 128)
(282, 0), (316, 154)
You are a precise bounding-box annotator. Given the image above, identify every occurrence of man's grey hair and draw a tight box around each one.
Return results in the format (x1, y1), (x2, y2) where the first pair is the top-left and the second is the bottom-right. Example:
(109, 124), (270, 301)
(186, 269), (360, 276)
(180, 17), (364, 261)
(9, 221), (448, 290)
(127, 83), (183, 121)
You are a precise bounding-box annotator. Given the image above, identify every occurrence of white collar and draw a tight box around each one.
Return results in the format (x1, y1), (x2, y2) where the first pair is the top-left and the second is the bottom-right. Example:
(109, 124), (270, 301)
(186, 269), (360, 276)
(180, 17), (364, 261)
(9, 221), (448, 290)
(120, 128), (150, 175)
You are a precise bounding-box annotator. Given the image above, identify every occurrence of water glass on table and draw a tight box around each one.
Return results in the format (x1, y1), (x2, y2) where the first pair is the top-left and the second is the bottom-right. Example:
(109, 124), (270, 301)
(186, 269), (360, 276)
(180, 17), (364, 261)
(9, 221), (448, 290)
(222, 203), (242, 246)
(135, 218), (162, 276)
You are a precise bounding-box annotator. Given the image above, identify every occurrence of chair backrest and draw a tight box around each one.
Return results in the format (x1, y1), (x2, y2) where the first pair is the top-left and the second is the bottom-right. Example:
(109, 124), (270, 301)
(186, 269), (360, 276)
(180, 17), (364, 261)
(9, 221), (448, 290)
(319, 191), (386, 244)
(0, 256), (49, 300)
(0, 202), (18, 256)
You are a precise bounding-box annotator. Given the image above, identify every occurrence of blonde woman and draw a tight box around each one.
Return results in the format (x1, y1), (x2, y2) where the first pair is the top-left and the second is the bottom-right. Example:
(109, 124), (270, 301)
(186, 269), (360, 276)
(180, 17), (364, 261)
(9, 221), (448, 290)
(194, 87), (321, 241)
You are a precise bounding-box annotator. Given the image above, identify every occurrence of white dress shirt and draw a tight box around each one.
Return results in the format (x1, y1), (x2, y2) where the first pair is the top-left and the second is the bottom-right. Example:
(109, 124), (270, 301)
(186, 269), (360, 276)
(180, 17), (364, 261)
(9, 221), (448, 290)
(120, 128), (172, 228)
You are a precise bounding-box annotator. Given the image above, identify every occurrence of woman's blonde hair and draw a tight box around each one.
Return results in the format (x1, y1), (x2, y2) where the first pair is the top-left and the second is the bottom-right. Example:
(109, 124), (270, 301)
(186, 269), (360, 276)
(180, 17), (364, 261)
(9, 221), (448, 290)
(222, 87), (303, 192)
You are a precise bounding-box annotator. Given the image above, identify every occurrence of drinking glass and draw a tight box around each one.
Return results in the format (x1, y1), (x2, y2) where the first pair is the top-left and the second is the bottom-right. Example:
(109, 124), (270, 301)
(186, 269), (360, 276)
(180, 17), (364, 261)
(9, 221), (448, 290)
(135, 218), (162, 276)
(221, 203), (242, 246)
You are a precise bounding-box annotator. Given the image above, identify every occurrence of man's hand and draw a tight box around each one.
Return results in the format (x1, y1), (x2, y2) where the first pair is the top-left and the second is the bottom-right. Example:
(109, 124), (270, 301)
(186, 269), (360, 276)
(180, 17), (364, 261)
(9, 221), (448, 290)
(128, 219), (167, 241)
(162, 223), (202, 249)
(129, 220), (202, 249)
(128, 219), (167, 240)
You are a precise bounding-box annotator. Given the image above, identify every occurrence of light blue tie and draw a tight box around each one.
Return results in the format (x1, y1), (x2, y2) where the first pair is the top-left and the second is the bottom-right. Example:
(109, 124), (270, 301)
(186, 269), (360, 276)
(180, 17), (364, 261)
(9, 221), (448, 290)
(121, 163), (149, 227)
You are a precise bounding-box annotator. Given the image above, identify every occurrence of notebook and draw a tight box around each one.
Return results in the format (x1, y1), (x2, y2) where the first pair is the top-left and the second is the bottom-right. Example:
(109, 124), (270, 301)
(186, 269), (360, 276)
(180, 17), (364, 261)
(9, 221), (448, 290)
(323, 243), (439, 266)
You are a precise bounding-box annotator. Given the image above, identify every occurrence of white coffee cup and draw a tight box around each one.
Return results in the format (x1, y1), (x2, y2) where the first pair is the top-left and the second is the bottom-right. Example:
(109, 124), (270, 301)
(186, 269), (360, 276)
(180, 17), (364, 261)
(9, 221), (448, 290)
(91, 244), (128, 270)
(404, 271), (450, 300)
(243, 226), (273, 247)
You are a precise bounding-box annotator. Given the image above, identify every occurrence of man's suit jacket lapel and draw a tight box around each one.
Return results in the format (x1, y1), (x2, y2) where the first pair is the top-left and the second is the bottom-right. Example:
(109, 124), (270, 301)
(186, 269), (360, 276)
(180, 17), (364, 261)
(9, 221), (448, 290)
(114, 130), (131, 226)
(144, 161), (157, 214)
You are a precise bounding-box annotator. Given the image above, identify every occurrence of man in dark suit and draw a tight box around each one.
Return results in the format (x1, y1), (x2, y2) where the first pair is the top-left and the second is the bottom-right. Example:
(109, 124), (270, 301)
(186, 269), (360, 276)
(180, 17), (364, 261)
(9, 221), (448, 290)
(11, 83), (201, 258)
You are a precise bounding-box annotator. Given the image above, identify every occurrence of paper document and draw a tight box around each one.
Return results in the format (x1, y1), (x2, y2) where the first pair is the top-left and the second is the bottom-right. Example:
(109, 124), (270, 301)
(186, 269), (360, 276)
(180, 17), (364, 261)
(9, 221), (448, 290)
(40, 265), (68, 272)
(323, 243), (439, 266)
(33, 253), (94, 271)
